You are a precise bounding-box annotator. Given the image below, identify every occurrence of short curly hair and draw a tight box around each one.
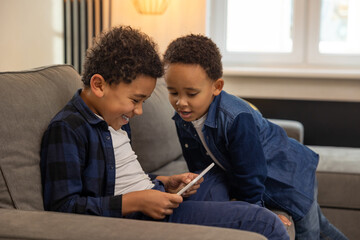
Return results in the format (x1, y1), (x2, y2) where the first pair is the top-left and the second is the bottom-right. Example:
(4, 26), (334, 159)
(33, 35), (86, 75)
(163, 34), (222, 80)
(82, 26), (163, 86)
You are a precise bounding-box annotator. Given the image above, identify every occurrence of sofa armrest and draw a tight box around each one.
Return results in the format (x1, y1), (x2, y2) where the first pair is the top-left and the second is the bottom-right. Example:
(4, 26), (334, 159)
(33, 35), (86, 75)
(0, 209), (267, 240)
(268, 119), (304, 143)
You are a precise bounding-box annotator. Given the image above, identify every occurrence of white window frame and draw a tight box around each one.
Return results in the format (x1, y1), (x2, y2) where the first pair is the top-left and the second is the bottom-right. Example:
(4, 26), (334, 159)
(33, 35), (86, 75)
(307, 0), (360, 66)
(206, 0), (360, 78)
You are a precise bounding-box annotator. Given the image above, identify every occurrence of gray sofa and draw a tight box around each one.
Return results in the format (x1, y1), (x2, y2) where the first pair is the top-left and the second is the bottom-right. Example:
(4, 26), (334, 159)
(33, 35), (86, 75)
(0, 65), (266, 240)
(1, 64), (358, 239)
(310, 145), (360, 239)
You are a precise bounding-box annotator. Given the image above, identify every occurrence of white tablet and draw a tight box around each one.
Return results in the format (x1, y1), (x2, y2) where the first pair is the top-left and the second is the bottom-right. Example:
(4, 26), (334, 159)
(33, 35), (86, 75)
(177, 163), (215, 195)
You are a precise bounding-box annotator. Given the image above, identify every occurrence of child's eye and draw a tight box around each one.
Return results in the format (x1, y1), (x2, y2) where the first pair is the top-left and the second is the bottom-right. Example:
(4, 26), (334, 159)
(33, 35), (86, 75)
(188, 93), (198, 97)
(169, 92), (178, 96)
(132, 99), (140, 103)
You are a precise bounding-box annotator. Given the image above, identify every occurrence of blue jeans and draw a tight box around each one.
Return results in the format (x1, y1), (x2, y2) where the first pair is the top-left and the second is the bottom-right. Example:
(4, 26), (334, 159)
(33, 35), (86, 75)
(294, 182), (348, 240)
(191, 168), (348, 240)
(125, 180), (289, 240)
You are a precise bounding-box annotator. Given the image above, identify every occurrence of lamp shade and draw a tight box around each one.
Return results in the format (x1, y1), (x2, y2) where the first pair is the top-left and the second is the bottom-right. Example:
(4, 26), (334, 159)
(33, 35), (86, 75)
(132, 0), (170, 15)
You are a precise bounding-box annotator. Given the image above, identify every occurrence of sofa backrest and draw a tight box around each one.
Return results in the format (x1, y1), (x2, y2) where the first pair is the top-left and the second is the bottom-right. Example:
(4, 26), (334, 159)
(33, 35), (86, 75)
(0, 65), (82, 210)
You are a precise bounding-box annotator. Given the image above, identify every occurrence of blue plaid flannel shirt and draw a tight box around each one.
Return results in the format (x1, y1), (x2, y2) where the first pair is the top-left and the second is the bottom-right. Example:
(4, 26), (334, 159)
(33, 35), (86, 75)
(40, 89), (132, 217)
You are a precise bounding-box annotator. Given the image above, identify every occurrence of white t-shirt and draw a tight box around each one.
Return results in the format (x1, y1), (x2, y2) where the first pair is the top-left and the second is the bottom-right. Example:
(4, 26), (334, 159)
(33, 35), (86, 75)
(108, 127), (154, 195)
(95, 114), (154, 195)
(192, 114), (225, 170)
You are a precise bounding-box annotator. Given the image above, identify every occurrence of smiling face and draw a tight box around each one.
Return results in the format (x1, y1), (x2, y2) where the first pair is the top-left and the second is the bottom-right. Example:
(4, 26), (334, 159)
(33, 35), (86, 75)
(82, 74), (156, 130)
(164, 63), (223, 122)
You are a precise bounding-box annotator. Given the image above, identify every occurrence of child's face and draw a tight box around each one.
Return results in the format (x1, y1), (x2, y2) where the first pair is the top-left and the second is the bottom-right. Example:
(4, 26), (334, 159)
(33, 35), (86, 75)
(94, 75), (156, 130)
(164, 63), (222, 122)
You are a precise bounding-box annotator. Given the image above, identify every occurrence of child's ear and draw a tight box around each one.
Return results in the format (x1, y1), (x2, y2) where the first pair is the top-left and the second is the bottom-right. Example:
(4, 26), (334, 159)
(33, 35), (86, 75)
(213, 78), (224, 96)
(90, 74), (106, 98)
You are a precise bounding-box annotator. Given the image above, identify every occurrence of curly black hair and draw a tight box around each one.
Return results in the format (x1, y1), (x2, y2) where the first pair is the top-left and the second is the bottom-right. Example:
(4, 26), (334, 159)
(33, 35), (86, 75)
(82, 26), (163, 86)
(163, 34), (222, 81)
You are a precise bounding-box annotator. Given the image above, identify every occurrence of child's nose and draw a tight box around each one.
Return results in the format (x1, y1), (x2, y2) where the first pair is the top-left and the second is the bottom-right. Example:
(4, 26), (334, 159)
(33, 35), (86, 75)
(133, 104), (143, 115)
(176, 97), (187, 107)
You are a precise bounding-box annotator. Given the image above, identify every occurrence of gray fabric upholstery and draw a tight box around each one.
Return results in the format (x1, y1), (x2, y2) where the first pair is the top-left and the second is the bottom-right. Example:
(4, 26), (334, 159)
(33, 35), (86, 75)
(151, 155), (188, 176)
(309, 146), (360, 173)
(317, 172), (360, 209)
(0, 209), (266, 240)
(309, 145), (360, 209)
(268, 119), (304, 143)
(130, 78), (183, 173)
(316, 171), (360, 239)
(0, 65), (82, 210)
(321, 208), (360, 240)
(0, 165), (13, 209)
(308, 145), (360, 239)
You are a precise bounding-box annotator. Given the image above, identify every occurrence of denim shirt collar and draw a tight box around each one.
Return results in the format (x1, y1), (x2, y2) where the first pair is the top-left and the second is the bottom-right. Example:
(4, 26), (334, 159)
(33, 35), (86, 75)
(171, 91), (224, 129)
(205, 92), (223, 128)
(72, 89), (108, 128)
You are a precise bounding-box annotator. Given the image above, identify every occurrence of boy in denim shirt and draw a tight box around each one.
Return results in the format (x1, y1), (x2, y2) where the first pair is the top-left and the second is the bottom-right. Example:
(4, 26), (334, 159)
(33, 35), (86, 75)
(163, 34), (348, 240)
(40, 26), (288, 240)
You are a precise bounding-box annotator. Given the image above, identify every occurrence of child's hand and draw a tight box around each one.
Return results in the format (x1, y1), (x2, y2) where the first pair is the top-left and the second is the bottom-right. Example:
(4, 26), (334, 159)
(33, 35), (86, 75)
(277, 214), (292, 226)
(122, 190), (183, 219)
(158, 173), (203, 197)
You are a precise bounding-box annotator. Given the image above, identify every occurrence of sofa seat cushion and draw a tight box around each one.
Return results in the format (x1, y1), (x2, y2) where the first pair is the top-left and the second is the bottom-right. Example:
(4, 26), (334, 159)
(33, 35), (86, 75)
(308, 146), (360, 210)
(310, 146), (360, 174)
(0, 65), (82, 210)
(0, 209), (267, 240)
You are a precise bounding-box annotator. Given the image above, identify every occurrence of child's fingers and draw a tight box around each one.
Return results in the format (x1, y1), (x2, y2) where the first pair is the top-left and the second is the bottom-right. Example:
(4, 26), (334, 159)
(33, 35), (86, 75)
(169, 193), (183, 204)
(277, 214), (292, 226)
(181, 189), (197, 198)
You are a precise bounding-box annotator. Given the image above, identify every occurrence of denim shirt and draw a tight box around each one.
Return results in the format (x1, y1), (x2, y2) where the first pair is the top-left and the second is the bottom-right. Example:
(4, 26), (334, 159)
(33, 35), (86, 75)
(40, 89), (132, 217)
(173, 91), (319, 221)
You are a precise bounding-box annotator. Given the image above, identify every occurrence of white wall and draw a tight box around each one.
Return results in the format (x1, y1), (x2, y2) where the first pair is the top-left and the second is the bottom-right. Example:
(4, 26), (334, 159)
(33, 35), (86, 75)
(0, 0), (64, 71)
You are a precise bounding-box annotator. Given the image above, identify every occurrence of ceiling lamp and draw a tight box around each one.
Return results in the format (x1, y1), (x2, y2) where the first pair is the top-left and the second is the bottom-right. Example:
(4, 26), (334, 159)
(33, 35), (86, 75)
(132, 0), (170, 15)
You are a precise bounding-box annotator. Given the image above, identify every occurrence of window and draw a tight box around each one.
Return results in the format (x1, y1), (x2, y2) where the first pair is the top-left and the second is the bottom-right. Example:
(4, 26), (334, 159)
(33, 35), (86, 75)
(207, 0), (360, 71)
(226, 0), (293, 53)
(319, 0), (360, 54)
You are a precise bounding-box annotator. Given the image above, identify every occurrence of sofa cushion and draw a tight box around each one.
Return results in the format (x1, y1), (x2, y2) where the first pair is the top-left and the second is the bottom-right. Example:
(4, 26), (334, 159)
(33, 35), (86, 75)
(309, 146), (360, 174)
(0, 65), (82, 210)
(130, 78), (183, 173)
(0, 209), (267, 240)
(268, 119), (304, 143)
(308, 146), (360, 210)
(151, 155), (188, 176)
(321, 208), (360, 240)
(0, 165), (13, 208)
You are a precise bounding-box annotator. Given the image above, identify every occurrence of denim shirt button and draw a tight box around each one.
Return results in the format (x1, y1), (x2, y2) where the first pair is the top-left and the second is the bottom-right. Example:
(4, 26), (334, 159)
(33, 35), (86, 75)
(184, 143), (189, 148)
(106, 136), (111, 140)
